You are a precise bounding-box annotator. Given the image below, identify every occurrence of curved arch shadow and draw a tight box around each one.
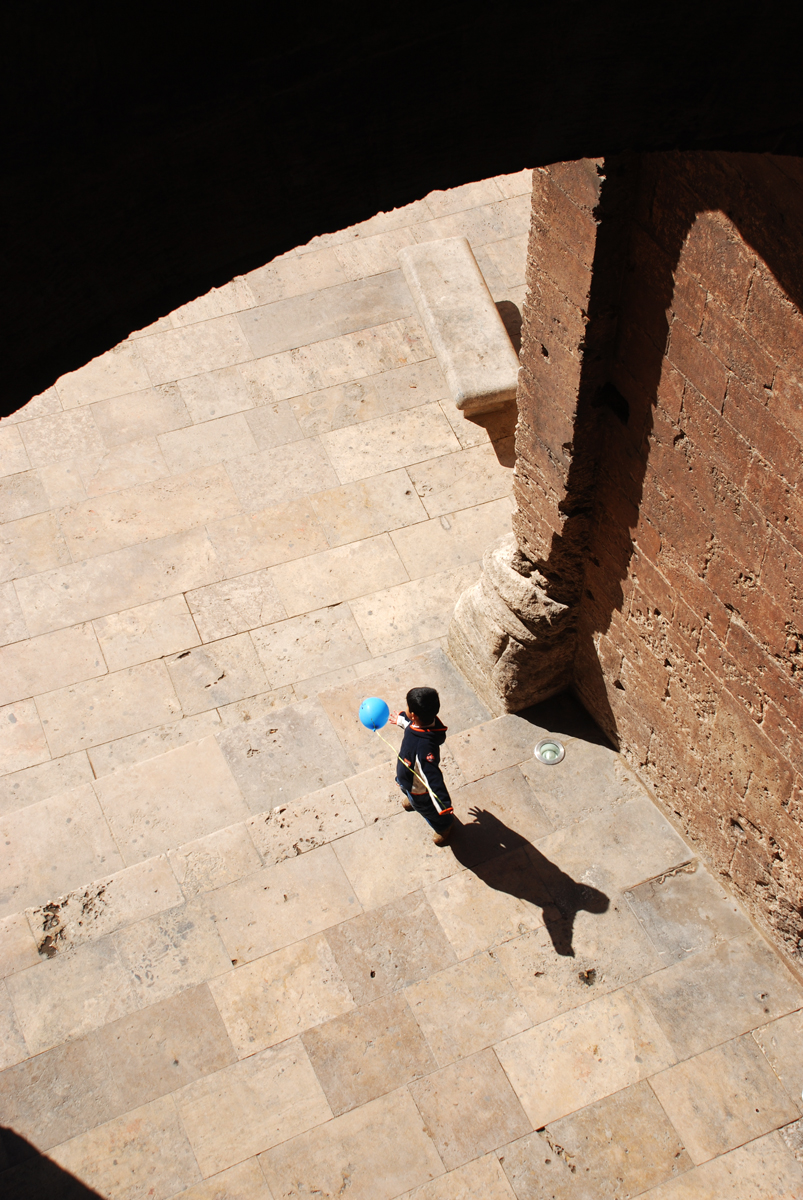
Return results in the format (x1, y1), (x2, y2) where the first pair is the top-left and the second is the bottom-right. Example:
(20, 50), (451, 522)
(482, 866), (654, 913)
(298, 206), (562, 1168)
(449, 806), (609, 957)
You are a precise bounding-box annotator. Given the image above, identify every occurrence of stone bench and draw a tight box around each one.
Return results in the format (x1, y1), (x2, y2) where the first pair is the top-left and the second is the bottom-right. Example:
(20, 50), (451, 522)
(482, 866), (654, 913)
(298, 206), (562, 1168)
(399, 235), (520, 414)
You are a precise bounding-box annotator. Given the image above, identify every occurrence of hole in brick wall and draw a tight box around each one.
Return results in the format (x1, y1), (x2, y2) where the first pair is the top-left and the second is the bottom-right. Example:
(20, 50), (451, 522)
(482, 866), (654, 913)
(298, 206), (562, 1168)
(594, 382), (630, 424)
(541, 344), (550, 358)
(614, 680), (625, 690)
(586, 589), (595, 601)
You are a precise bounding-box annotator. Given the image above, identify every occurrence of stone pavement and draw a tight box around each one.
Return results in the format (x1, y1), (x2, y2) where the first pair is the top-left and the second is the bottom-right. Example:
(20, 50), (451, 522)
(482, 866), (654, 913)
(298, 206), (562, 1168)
(1, 170), (802, 1200)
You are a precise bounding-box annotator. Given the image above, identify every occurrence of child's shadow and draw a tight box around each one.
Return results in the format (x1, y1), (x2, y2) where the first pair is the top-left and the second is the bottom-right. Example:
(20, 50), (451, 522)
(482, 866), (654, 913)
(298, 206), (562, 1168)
(450, 807), (609, 957)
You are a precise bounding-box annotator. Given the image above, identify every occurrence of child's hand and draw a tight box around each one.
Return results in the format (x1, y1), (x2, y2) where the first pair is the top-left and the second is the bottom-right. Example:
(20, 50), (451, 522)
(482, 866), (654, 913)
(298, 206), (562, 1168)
(389, 711), (409, 727)
(389, 711), (399, 725)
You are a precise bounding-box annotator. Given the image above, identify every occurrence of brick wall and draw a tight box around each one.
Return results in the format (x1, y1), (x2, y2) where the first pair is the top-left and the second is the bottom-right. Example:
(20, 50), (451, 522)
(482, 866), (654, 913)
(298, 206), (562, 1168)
(518, 153), (803, 961)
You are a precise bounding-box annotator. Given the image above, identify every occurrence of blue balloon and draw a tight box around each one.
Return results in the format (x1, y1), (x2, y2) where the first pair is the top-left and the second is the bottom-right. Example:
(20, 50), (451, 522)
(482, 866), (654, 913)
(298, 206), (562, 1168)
(359, 696), (389, 730)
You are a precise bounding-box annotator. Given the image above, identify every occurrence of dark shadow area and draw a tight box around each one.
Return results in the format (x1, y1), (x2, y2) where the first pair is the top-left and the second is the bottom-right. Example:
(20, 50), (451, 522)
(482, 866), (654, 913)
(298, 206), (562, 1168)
(450, 807), (610, 957)
(0, 1127), (104, 1200)
(517, 688), (613, 748)
(461, 400), (519, 462)
(4, 3), (803, 407)
(496, 300), (523, 356)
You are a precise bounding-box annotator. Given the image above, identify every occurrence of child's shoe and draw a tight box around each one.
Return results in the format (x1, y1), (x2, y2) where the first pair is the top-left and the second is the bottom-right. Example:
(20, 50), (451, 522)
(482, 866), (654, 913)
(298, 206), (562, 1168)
(432, 826), (453, 846)
(402, 796), (414, 811)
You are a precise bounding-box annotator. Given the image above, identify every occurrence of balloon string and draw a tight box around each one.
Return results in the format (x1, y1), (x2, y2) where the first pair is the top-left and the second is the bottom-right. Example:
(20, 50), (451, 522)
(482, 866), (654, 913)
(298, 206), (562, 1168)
(373, 728), (429, 790)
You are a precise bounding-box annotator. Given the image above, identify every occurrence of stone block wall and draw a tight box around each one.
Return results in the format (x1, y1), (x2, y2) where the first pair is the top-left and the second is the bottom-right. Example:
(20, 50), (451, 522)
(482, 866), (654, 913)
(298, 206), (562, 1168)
(516, 152), (803, 960)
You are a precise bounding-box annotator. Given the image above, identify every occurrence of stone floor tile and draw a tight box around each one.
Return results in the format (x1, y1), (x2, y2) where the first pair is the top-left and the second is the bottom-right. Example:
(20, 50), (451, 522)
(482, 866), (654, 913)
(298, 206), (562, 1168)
(166, 1158), (272, 1200)
(158, 413), (258, 473)
(0, 912), (39, 977)
(28, 459), (84, 512)
(115, 898), (233, 1007)
(16, 526), (224, 637)
(247, 781), (364, 864)
(370, 358), (447, 413)
(251, 603), (369, 688)
(227, 438), (338, 513)
(18, 408), (105, 466)
(169, 822), (262, 900)
(0, 782), (124, 917)
(311, 468), (427, 548)
(1, 385), (62, 425)
(397, 1153), (518, 1200)
(90, 383), (192, 446)
(37, 659), (182, 757)
(206, 498), (328, 577)
(425, 850), (545, 961)
(259, 1087), (444, 1200)
(324, 890), (457, 1004)
(170, 277), (256, 327)
(177, 365), (256, 423)
(535, 796), (692, 892)
(0, 579), (28, 647)
(494, 890), (662, 1025)
(0, 979), (28, 1068)
(245, 246), (346, 305)
(49, 1093), (201, 1200)
(321, 402), (460, 484)
(624, 860), (754, 964)
(186, 569), (286, 643)
(0, 469), (49, 523)
(98, 983), (236, 1111)
(450, 766), (554, 846)
(270, 532), (408, 618)
(75, 434), (171, 496)
(209, 932), (355, 1057)
(56, 341), (153, 408)
(518, 736), (645, 828)
(447, 714), (549, 784)
(290, 376), (389, 437)
(498, 1080), (692, 1200)
(93, 594), (200, 671)
(59, 464), (241, 560)
(391, 498), (513, 579)
(351, 637), (448, 678)
(333, 812), (463, 909)
(333, 226), (418, 281)
(495, 168), (533, 198)
(136, 315), (252, 385)
(26, 854), (184, 955)
(343, 761), (410, 823)
(780, 1117), (803, 1163)
(409, 1048), (531, 1170)
(302, 993), (435, 1116)
(422, 196), (531, 249)
(481, 234), (530, 287)
(88, 710), (221, 777)
(291, 665), (358, 701)
(0, 697), (50, 775)
(0, 510), (71, 584)
(175, 1039), (331, 1178)
(650, 1034), (799, 1165)
(753, 1009), (803, 1109)
(350, 563), (480, 656)
(0, 751), (92, 815)
(0, 1029), (127, 1149)
(426, 178), (505, 218)
(638, 931), (803, 1059)
(7, 938), (138, 1054)
(495, 986), (677, 1128)
(406, 951), (531, 1066)
(165, 634), (269, 716)
(407, 442), (514, 518)
(316, 646), (490, 772)
(216, 701), (355, 810)
(204, 844), (360, 964)
(635, 1131), (803, 1198)
(242, 395), (306, 447)
(216, 686), (296, 727)
(94, 736), (248, 863)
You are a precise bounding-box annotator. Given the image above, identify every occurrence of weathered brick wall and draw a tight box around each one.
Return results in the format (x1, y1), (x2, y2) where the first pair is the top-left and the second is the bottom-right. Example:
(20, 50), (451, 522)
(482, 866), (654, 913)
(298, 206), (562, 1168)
(518, 152), (803, 960)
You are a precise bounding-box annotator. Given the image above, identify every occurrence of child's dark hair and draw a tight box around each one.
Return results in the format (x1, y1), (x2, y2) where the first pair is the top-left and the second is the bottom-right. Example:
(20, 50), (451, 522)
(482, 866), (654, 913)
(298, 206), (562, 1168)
(407, 686), (440, 725)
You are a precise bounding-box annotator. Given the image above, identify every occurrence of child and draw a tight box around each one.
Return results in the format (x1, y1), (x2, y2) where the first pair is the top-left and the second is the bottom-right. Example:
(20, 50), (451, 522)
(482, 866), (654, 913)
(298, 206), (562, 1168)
(389, 686), (455, 846)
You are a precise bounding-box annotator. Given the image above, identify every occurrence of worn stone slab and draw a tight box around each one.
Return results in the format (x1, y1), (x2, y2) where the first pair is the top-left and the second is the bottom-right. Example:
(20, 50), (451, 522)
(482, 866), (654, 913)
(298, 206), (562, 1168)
(343, 761), (410, 823)
(247, 781), (364, 864)
(216, 686), (296, 727)
(169, 822), (262, 900)
(624, 859), (753, 963)
(169, 1158), (273, 1200)
(170, 277), (256, 327)
(0, 751), (92, 815)
(175, 1039), (331, 1178)
(518, 737), (645, 828)
(0, 426), (32, 477)
(204, 844), (360, 964)
(114, 898), (232, 1007)
(0, 469), (49, 523)
(499, 1081), (692, 1200)
(26, 854), (184, 956)
(136, 314), (252, 385)
(321, 402), (460, 484)
(206, 498), (328, 576)
(450, 765), (553, 846)
(0, 622), (106, 708)
(227, 438), (339, 513)
(333, 812), (463, 909)
(406, 950), (531, 1066)
(303, 992), (436, 1117)
(350, 563), (480, 656)
(638, 1132), (803, 1198)
(251, 603), (371, 687)
(185, 569), (287, 642)
(397, 1153), (518, 1200)
(291, 664), (357, 701)
(651, 1034), (799, 1165)
(0, 912), (39, 976)
(260, 1087), (444, 1200)
(310, 468), (428, 547)
(209, 932), (355, 1057)
(216, 700), (355, 811)
(270, 533), (408, 617)
(18, 408), (105, 465)
(0, 979), (28, 1068)
(244, 401), (305, 449)
(75, 435), (171, 496)
(495, 986), (677, 1128)
(333, 227), (417, 282)
(399, 237), (519, 413)
(638, 930), (803, 1059)
(93, 594), (200, 671)
(410, 1049), (530, 1170)
(408, 441), (514, 518)
(0, 698), (50, 775)
(0, 782), (124, 917)
(245, 246), (347, 306)
(0, 385), (62, 425)
(753, 1009), (803, 1110)
(0, 510), (71, 583)
(94, 736), (248, 864)
(0, 580), (28, 647)
(56, 341), (153, 407)
(165, 634), (269, 716)
(6, 937), (138, 1054)
(325, 890), (457, 1005)
(290, 376), (389, 437)
(49, 1092), (202, 1200)
(177, 365), (256, 422)
(448, 713), (550, 783)
(157, 412), (258, 473)
(37, 659), (182, 757)
(390, 497), (513, 579)
(87, 709), (221, 777)
(89, 383), (192, 445)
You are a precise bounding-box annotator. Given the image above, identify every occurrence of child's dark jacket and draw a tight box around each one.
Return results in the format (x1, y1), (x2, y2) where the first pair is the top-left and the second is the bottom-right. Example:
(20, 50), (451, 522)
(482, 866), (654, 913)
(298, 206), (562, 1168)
(395, 716), (453, 813)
